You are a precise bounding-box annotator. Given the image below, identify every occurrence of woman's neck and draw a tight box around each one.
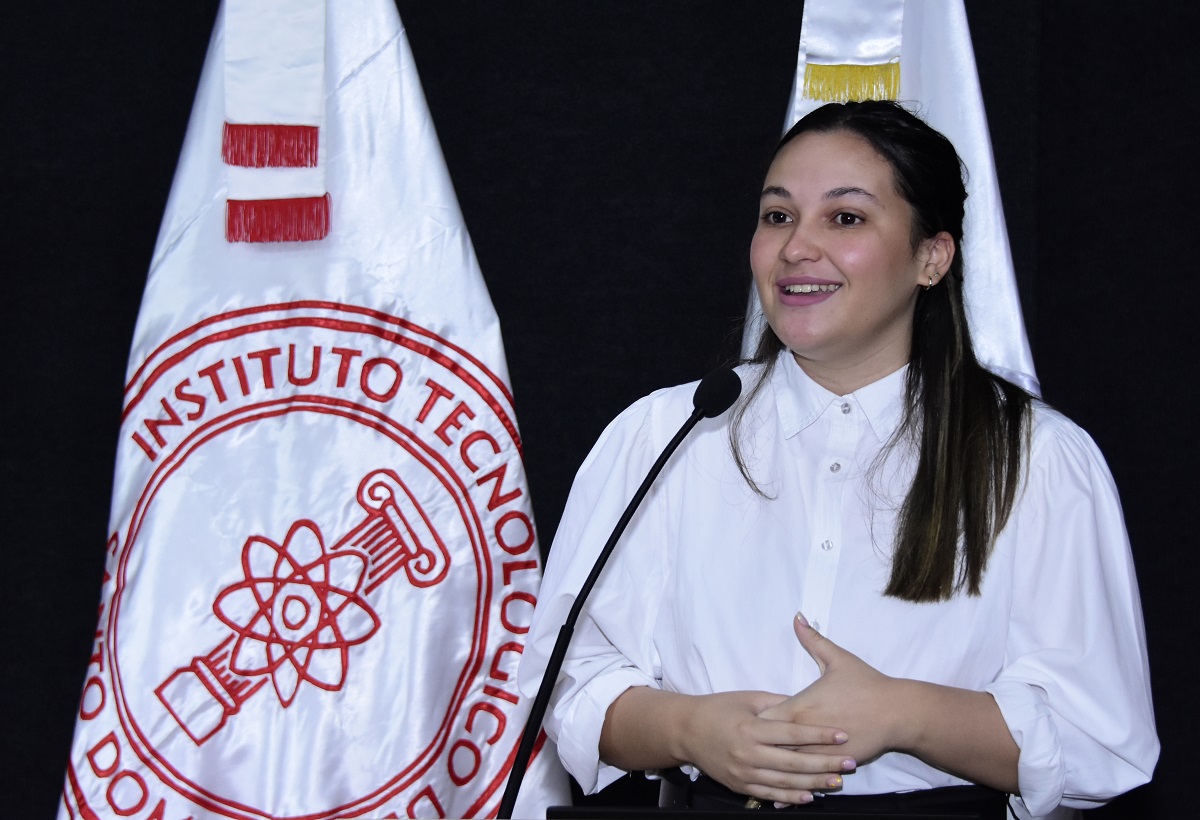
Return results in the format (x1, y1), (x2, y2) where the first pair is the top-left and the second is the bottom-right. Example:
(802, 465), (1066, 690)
(789, 348), (909, 396)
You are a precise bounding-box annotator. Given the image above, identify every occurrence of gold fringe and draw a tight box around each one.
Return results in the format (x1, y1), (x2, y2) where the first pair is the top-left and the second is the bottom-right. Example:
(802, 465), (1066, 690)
(803, 61), (900, 103)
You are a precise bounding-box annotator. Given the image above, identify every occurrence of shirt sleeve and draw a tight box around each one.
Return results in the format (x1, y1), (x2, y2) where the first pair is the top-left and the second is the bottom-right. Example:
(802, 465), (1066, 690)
(984, 410), (1159, 816)
(517, 392), (676, 793)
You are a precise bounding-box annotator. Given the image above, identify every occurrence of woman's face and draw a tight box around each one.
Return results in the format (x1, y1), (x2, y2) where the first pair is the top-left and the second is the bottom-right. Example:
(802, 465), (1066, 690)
(750, 130), (952, 390)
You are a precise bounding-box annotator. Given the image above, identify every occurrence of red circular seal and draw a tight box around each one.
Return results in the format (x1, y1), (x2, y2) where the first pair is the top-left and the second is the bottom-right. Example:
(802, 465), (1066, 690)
(77, 302), (541, 819)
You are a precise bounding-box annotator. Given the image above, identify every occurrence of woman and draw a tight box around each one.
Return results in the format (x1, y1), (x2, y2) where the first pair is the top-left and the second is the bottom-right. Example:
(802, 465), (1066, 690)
(520, 101), (1157, 818)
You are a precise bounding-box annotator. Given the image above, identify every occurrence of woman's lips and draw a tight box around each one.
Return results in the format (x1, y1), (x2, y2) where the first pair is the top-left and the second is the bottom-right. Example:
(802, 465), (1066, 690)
(777, 279), (841, 306)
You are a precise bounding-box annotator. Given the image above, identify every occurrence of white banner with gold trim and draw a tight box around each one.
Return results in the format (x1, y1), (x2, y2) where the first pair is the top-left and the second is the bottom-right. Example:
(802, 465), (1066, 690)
(747, 0), (1039, 395)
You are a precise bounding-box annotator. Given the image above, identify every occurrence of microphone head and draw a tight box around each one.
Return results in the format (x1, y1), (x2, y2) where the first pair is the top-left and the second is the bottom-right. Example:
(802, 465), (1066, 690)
(692, 367), (742, 418)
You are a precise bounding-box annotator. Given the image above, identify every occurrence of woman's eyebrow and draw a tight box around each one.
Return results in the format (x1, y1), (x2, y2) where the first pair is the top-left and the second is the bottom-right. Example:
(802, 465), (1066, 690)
(759, 185), (880, 202)
(826, 186), (879, 202)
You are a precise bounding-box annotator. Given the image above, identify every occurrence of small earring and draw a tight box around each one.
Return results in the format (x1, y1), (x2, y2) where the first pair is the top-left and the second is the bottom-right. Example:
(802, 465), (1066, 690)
(925, 274), (934, 291)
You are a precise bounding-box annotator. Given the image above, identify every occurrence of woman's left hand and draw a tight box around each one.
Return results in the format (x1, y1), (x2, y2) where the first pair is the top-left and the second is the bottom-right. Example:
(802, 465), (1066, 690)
(762, 612), (1022, 793)
(757, 613), (902, 766)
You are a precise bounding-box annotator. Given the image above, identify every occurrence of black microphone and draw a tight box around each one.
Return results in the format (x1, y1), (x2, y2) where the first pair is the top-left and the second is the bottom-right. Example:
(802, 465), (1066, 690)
(498, 367), (742, 818)
(691, 366), (741, 419)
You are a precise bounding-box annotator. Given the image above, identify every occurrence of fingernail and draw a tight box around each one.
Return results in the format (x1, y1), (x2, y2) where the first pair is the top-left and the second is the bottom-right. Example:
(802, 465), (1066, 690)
(833, 731), (848, 744)
(773, 803), (790, 810)
(795, 611), (810, 627)
(798, 792), (814, 804)
(827, 775), (843, 789)
(841, 758), (857, 771)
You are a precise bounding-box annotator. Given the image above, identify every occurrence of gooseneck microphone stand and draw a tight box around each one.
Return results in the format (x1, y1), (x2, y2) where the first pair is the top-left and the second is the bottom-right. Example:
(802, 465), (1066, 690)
(498, 368), (741, 819)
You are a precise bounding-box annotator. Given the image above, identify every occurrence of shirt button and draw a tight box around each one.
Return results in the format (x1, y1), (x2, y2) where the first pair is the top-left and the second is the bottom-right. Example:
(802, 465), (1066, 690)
(811, 620), (821, 631)
(820, 540), (833, 551)
(829, 462), (841, 473)
(841, 402), (851, 414)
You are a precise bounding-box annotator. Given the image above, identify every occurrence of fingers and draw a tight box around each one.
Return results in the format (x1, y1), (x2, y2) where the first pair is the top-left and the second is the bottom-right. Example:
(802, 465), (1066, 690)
(683, 689), (859, 805)
(756, 745), (858, 779)
(793, 611), (835, 672)
(755, 719), (848, 749)
(735, 752), (857, 805)
(718, 736), (857, 802)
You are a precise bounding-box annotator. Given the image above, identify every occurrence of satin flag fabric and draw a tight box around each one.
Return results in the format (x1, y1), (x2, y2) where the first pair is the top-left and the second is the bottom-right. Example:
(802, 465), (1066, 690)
(744, 0), (1040, 396)
(57, 0), (569, 817)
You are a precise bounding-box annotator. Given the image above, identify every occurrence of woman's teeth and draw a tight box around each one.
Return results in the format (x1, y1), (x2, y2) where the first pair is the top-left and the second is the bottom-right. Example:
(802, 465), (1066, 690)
(783, 283), (840, 293)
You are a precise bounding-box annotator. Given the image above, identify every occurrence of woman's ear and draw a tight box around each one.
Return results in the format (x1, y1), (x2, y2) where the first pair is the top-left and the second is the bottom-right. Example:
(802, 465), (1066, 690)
(916, 231), (956, 286)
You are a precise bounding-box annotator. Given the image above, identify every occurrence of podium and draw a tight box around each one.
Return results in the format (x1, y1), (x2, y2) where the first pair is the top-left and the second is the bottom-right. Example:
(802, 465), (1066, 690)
(549, 809), (991, 819)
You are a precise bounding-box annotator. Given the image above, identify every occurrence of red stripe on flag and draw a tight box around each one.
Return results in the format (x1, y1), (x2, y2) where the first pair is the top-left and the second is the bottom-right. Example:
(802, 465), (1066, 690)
(226, 195), (331, 243)
(64, 763), (103, 820)
(222, 123), (319, 167)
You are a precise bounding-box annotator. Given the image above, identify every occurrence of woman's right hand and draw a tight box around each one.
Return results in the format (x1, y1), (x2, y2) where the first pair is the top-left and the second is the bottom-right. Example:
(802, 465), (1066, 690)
(600, 687), (856, 806)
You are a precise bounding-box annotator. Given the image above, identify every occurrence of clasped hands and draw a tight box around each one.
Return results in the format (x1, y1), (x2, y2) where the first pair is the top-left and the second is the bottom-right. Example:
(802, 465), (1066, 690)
(680, 613), (903, 807)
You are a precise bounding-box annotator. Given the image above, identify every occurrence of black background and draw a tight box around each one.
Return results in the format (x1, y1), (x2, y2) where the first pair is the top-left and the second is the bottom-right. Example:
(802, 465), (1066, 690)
(4, 1), (1195, 817)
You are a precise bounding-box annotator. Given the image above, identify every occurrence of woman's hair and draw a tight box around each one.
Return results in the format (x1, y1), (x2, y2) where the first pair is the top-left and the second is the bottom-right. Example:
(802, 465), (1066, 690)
(732, 100), (1031, 602)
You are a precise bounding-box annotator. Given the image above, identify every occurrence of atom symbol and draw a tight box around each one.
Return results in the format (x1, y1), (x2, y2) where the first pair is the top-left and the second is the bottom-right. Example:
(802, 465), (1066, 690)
(213, 520), (381, 707)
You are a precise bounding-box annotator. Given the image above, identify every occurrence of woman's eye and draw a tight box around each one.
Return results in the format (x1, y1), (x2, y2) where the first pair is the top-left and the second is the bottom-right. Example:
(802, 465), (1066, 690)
(834, 212), (863, 226)
(761, 210), (791, 225)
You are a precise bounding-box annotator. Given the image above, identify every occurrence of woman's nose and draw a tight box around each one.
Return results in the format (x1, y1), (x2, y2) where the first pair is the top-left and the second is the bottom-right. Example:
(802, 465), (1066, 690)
(781, 223), (820, 263)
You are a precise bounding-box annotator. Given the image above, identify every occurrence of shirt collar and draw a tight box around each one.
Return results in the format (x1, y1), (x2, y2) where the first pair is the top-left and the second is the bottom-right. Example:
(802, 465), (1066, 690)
(771, 351), (908, 443)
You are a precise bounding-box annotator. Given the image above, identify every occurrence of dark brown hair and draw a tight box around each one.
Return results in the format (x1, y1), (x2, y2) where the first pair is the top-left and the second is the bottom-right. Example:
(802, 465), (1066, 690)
(732, 100), (1031, 602)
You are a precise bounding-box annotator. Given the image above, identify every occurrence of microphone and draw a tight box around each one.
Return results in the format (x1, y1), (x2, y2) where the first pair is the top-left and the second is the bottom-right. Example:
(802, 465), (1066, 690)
(691, 366), (741, 418)
(498, 367), (742, 818)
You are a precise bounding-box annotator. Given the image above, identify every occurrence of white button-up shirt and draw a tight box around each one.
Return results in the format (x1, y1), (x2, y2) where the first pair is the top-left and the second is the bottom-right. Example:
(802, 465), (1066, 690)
(520, 354), (1158, 819)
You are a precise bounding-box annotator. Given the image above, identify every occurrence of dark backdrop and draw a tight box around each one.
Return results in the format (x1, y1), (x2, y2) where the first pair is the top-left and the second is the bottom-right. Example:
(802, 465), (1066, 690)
(4, 2), (1194, 817)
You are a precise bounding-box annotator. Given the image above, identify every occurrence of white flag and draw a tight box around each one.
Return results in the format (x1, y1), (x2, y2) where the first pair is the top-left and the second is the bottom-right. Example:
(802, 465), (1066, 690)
(57, 1), (569, 818)
(746, 0), (1039, 395)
